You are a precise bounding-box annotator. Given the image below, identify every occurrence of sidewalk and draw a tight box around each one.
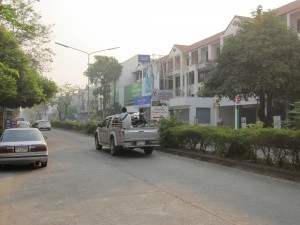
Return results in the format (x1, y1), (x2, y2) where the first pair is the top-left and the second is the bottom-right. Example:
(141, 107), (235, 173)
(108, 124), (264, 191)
(157, 147), (300, 183)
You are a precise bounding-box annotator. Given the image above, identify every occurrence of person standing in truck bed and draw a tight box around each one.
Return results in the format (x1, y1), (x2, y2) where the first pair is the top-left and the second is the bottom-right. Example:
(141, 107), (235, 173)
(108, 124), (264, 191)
(120, 107), (132, 129)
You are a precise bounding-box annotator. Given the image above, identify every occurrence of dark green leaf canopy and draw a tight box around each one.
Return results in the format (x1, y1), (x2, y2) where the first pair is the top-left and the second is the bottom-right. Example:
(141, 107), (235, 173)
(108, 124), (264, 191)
(0, 25), (57, 108)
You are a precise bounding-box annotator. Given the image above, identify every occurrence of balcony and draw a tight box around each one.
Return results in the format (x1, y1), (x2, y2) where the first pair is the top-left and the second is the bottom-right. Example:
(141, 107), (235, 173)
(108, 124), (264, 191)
(167, 68), (181, 76)
(196, 60), (213, 70)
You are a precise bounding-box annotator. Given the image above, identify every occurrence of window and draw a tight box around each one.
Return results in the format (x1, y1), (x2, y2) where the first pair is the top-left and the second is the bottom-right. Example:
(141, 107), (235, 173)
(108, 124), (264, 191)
(189, 73), (195, 84)
(160, 80), (164, 90)
(168, 79), (173, 89)
(112, 118), (121, 127)
(186, 58), (190, 66)
(175, 76), (180, 88)
(196, 108), (210, 124)
(198, 71), (205, 83)
(177, 109), (189, 122)
(101, 118), (110, 128)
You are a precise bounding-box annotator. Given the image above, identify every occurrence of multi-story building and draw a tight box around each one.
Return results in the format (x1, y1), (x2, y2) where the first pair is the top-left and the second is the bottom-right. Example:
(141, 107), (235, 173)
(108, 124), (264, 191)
(116, 1), (300, 128)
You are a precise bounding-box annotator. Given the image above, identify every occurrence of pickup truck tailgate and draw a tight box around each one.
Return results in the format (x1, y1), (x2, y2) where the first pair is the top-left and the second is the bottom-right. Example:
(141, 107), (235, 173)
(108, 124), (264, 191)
(123, 127), (159, 141)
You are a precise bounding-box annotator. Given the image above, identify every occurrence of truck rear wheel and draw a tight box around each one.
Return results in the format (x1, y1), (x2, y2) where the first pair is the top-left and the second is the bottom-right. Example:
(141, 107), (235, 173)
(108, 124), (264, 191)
(95, 135), (102, 150)
(144, 147), (153, 155)
(110, 138), (119, 156)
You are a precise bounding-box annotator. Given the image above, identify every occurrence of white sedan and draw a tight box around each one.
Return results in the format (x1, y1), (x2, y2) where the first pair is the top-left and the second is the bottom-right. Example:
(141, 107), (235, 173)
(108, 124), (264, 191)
(0, 128), (48, 167)
(37, 120), (51, 130)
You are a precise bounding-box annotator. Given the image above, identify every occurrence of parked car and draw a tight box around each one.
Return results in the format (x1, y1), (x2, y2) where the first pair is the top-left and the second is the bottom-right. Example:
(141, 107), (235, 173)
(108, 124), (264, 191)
(37, 120), (51, 130)
(0, 128), (48, 167)
(16, 120), (30, 128)
(32, 120), (41, 128)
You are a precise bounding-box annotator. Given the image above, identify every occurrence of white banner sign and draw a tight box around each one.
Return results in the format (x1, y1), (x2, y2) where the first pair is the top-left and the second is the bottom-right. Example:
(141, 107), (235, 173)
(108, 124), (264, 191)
(151, 106), (169, 119)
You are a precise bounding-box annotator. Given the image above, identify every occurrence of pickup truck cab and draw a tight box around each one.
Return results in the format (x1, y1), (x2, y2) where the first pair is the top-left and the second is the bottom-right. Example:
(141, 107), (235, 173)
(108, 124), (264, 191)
(94, 114), (160, 156)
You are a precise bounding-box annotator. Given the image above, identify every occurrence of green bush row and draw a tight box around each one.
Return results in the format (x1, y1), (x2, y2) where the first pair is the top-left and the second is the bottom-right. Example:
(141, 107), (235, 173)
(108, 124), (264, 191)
(161, 125), (300, 169)
(51, 120), (98, 135)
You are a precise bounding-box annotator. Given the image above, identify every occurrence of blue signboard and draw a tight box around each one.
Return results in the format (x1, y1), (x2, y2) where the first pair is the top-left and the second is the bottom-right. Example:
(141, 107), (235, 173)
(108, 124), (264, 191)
(134, 95), (151, 106)
(138, 55), (150, 63)
(5, 118), (12, 129)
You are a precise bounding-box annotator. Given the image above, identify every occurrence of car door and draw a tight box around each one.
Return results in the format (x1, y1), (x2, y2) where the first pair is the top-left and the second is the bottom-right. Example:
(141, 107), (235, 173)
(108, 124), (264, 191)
(99, 117), (111, 144)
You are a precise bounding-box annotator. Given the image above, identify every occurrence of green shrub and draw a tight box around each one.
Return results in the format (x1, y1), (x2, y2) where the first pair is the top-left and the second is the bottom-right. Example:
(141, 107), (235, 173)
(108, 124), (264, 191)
(230, 128), (255, 160)
(208, 126), (234, 157)
(158, 113), (185, 147)
(170, 125), (206, 151)
(83, 121), (98, 135)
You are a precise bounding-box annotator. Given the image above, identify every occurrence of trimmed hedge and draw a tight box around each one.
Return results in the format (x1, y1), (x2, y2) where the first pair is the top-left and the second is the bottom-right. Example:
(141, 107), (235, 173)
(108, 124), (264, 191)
(51, 120), (98, 135)
(162, 124), (300, 170)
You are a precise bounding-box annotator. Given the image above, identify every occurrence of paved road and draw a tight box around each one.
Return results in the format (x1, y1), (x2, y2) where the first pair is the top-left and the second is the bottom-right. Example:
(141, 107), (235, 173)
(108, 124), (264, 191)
(0, 128), (299, 225)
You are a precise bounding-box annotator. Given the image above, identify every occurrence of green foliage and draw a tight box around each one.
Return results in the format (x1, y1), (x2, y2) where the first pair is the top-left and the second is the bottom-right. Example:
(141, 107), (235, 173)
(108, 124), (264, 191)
(66, 105), (78, 121)
(0, 62), (18, 100)
(169, 125), (214, 151)
(0, 0), (54, 73)
(38, 76), (58, 103)
(51, 120), (98, 135)
(289, 101), (300, 129)
(52, 83), (79, 121)
(160, 122), (300, 170)
(158, 113), (185, 147)
(85, 56), (122, 117)
(83, 121), (98, 135)
(203, 7), (300, 127)
(0, 25), (51, 108)
(208, 126), (235, 157)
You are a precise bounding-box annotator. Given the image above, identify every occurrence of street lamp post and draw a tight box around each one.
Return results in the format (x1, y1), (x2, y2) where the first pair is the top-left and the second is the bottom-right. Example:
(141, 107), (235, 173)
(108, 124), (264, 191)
(55, 42), (119, 117)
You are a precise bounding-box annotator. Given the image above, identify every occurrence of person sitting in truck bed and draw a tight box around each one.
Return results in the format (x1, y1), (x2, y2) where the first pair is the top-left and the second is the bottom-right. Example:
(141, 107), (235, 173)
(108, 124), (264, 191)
(120, 107), (132, 129)
(137, 108), (147, 127)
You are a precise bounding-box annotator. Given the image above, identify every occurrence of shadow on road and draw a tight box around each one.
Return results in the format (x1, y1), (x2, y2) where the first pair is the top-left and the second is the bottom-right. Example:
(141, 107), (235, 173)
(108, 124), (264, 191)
(97, 147), (154, 159)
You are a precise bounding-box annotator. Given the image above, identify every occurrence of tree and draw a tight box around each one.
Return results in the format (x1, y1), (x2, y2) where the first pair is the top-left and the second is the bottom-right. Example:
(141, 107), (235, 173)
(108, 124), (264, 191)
(38, 76), (58, 103)
(85, 56), (122, 117)
(203, 6), (300, 127)
(52, 83), (79, 121)
(0, 0), (53, 73)
(0, 25), (39, 108)
(0, 25), (57, 108)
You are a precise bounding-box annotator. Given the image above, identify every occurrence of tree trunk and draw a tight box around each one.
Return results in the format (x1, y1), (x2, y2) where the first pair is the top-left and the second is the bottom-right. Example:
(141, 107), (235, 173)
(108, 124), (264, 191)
(58, 108), (63, 121)
(63, 103), (68, 121)
(102, 95), (108, 118)
(265, 95), (273, 127)
(257, 94), (273, 127)
(257, 94), (267, 126)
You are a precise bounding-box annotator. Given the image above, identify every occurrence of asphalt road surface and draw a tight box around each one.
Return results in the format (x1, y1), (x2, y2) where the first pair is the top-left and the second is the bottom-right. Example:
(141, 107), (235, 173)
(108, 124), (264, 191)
(0, 128), (299, 225)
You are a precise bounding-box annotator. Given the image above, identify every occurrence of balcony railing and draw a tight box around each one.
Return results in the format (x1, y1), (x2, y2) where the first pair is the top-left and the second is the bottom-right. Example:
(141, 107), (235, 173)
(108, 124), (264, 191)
(196, 60), (213, 70)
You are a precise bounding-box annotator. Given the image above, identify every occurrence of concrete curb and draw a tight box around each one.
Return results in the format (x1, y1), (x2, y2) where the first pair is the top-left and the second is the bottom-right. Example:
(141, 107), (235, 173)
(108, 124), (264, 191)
(157, 147), (300, 183)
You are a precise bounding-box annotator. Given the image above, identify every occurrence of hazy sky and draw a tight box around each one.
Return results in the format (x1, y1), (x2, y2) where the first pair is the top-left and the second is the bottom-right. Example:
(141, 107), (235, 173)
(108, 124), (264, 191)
(34, 0), (294, 87)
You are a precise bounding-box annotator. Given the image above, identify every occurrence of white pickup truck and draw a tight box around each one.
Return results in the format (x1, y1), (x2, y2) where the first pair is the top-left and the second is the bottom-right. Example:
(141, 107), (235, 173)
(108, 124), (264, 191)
(94, 114), (160, 156)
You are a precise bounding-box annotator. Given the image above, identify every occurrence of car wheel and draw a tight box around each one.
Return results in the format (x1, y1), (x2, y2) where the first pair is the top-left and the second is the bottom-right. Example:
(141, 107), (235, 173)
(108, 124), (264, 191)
(144, 147), (153, 155)
(110, 138), (119, 156)
(95, 135), (102, 150)
(41, 160), (48, 167)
